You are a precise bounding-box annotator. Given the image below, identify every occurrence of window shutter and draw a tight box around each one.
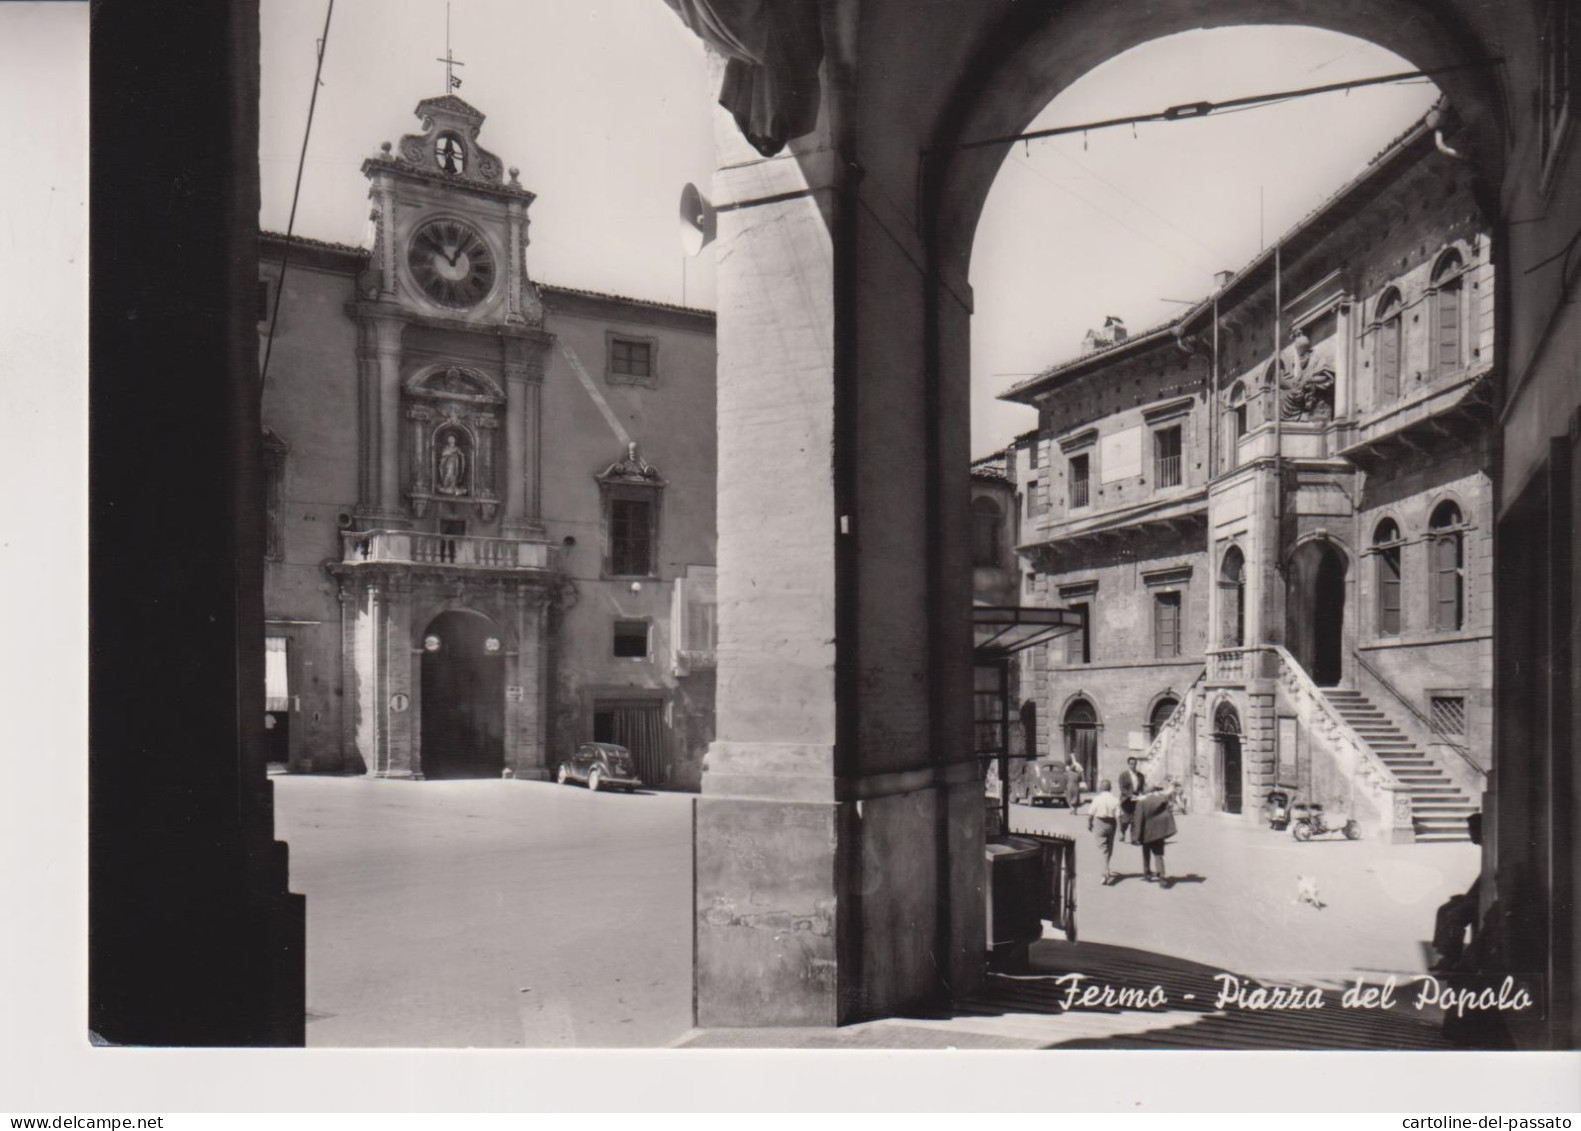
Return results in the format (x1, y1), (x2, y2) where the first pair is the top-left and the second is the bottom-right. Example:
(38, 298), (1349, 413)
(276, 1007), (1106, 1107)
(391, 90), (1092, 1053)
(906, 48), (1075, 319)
(1379, 318), (1400, 400)
(1438, 283), (1462, 376)
(1379, 549), (1402, 635)
(1434, 534), (1463, 630)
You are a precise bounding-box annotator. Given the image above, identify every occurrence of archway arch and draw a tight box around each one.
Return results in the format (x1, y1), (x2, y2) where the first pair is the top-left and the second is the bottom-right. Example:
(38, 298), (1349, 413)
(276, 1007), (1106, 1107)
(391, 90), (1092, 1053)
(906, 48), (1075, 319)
(418, 608), (505, 780)
(1286, 536), (1350, 686)
(1061, 695), (1101, 787)
(1211, 699), (1245, 814)
(925, 4), (1505, 274)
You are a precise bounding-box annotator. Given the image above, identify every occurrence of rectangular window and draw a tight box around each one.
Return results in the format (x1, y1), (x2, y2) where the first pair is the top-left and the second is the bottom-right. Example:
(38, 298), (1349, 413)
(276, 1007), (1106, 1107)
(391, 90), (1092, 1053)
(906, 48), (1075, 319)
(257, 279), (272, 324)
(613, 620), (649, 658)
(1153, 591), (1182, 658)
(1154, 426), (1182, 488)
(1430, 695), (1467, 739)
(610, 497), (654, 575)
(1028, 441), (1040, 469)
(610, 337), (652, 379)
(1065, 601), (1090, 664)
(1069, 454), (1090, 509)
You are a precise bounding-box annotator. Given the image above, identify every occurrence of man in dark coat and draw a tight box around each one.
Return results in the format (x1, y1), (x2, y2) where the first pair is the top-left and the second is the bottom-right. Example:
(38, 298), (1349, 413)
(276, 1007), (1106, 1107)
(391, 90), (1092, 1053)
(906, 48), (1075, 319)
(1133, 783), (1179, 883)
(1118, 757), (1146, 844)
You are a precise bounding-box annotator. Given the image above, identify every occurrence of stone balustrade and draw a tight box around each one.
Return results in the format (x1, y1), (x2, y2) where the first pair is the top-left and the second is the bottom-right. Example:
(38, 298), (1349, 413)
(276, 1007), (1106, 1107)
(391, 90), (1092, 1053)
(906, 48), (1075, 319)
(340, 529), (558, 572)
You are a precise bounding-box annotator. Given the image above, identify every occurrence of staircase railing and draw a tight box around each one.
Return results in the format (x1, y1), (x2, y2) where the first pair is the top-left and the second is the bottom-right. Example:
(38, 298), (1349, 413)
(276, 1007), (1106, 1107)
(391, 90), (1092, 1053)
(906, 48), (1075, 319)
(1350, 647), (1485, 788)
(1142, 666), (1206, 772)
(1249, 643), (1416, 842)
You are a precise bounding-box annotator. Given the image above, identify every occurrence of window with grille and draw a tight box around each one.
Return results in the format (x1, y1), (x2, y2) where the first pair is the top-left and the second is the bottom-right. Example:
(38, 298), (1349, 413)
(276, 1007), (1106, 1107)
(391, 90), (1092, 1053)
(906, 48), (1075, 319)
(610, 497), (654, 575)
(1430, 696), (1467, 739)
(610, 337), (652, 379)
(1154, 425), (1182, 488)
(1069, 453), (1090, 509)
(1153, 591), (1182, 658)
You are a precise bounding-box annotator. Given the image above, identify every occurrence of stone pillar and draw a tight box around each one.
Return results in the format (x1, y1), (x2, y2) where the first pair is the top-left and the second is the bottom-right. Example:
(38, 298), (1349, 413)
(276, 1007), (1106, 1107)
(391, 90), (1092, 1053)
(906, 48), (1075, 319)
(502, 336), (548, 537)
(506, 585), (550, 779)
(694, 65), (982, 1027)
(382, 576), (417, 778)
(375, 316), (405, 521)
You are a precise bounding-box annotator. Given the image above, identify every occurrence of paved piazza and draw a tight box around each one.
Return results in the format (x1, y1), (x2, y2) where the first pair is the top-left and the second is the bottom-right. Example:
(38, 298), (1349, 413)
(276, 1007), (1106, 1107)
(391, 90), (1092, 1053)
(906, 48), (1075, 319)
(277, 777), (1478, 1047)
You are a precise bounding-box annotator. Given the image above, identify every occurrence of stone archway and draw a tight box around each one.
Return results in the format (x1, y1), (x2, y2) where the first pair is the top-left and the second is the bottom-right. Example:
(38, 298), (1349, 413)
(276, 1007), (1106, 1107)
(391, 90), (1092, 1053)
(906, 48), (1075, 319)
(674, 0), (1510, 1031)
(418, 609), (505, 780)
(1286, 539), (1349, 686)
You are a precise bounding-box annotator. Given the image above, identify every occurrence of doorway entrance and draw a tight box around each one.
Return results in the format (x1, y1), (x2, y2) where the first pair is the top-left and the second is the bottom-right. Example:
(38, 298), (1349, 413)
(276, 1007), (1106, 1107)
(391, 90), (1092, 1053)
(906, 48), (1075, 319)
(594, 698), (665, 786)
(419, 610), (504, 779)
(1213, 702), (1243, 814)
(1063, 698), (1099, 787)
(1286, 540), (1348, 686)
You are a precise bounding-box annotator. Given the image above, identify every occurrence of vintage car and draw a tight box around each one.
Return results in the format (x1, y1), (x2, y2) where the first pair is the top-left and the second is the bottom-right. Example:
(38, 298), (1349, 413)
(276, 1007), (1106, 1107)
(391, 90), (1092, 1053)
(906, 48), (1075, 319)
(555, 742), (643, 792)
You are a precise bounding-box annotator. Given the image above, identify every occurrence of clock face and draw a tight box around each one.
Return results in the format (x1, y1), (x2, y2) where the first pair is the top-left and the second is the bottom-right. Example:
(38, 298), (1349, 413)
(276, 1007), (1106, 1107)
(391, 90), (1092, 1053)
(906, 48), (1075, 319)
(407, 219), (496, 309)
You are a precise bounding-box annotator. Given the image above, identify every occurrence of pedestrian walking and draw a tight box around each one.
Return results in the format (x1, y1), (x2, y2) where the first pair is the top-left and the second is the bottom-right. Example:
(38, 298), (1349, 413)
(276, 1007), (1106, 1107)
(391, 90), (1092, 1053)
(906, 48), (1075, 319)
(1086, 779), (1121, 884)
(1132, 781), (1178, 884)
(1063, 756), (1085, 814)
(1118, 757), (1147, 844)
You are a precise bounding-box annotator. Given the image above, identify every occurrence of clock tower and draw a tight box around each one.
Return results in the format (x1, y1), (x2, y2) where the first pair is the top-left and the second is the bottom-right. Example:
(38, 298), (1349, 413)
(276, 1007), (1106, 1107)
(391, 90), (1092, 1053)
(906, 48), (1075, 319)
(334, 93), (559, 781)
(351, 92), (551, 535)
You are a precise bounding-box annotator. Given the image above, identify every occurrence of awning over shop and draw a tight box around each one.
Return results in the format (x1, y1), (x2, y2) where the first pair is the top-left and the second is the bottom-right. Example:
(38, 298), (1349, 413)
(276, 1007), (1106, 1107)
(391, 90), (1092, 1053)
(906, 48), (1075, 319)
(972, 605), (1083, 659)
(265, 635), (290, 713)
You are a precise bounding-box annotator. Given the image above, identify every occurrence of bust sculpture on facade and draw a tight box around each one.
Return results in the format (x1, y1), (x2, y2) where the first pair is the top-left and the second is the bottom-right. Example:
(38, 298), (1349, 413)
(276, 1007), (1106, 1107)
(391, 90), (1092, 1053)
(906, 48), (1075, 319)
(1278, 329), (1336, 422)
(603, 440), (662, 482)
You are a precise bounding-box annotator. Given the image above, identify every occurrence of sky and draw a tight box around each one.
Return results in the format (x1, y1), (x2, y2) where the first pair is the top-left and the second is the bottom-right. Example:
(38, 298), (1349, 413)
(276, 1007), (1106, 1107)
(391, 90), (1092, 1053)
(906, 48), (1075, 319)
(260, 4), (1439, 459)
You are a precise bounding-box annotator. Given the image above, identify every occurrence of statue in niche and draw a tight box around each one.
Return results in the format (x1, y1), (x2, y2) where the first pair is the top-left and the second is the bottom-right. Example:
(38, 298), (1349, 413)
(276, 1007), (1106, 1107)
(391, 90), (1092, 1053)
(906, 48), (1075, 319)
(436, 432), (468, 496)
(1278, 329), (1336, 422)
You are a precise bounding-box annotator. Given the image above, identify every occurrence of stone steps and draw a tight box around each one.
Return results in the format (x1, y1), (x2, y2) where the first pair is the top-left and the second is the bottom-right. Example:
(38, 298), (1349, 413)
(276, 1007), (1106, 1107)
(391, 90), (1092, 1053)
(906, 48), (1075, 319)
(1323, 688), (1475, 842)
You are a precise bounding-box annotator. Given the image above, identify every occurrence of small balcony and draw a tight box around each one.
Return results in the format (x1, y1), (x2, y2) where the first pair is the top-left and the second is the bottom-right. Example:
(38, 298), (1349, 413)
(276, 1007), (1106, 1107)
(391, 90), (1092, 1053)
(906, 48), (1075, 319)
(340, 529), (559, 573)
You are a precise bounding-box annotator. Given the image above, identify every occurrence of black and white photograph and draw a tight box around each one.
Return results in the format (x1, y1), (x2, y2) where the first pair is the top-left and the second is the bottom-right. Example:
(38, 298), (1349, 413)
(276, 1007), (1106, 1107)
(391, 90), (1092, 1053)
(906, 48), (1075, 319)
(8, 0), (1581, 1113)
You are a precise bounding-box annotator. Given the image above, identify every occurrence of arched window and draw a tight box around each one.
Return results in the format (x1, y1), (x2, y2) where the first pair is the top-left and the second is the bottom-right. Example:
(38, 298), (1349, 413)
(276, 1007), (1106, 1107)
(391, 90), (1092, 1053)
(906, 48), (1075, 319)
(971, 496), (1003, 567)
(1062, 698), (1099, 786)
(1374, 288), (1404, 402)
(1429, 501), (1466, 631)
(1432, 250), (1466, 378)
(1219, 545), (1246, 647)
(1373, 518), (1403, 636)
(1147, 696), (1180, 742)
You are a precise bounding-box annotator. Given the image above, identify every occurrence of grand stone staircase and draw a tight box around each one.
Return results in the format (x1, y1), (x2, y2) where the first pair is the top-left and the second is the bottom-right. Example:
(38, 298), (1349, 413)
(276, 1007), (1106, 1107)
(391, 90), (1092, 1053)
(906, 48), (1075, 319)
(1322, 689), (1477, 842)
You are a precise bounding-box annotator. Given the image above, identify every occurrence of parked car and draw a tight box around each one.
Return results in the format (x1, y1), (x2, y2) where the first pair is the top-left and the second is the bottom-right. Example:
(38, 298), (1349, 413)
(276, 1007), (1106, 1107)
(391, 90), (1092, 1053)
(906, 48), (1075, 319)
(556, 742), (643, 792)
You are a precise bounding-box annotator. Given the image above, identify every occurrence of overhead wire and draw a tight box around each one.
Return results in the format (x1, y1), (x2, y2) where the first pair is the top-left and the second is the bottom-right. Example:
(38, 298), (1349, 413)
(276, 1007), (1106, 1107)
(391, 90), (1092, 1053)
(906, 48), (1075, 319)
(260, 0), (337, 402)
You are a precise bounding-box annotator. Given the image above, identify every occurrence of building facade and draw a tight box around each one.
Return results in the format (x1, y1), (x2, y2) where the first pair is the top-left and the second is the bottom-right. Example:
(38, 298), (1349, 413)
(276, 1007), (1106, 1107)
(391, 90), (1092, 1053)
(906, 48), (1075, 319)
(1002, 117), (1493, 843)
(259, 93), (717, 787)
